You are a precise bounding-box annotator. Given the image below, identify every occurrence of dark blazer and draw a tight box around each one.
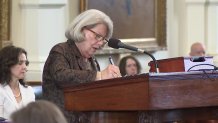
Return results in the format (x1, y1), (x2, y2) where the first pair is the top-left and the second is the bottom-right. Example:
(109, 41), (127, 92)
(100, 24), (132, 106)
(42, 40), (98, 123)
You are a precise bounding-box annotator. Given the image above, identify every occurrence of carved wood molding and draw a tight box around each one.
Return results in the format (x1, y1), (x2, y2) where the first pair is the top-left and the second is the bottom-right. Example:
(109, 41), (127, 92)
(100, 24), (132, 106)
(0, 0), (11, 48)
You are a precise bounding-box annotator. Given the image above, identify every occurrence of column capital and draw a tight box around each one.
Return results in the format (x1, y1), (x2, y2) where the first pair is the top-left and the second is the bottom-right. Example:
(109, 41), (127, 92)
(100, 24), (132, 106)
(20, 0), (67, 9)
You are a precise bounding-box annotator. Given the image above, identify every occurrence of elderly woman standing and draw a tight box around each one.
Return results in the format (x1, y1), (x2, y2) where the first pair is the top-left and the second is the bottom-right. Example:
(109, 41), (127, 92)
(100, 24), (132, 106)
(42, 9), (121, 123)
(0, 45), (35, 120)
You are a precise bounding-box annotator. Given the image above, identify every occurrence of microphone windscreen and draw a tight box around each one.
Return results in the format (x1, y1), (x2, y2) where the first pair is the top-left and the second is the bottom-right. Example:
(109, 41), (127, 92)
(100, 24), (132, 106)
(108, 38), (121, 49)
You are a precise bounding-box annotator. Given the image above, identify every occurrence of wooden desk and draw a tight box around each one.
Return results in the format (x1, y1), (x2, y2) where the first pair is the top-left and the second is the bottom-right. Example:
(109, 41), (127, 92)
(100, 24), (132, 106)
(63, 71), (218, 123)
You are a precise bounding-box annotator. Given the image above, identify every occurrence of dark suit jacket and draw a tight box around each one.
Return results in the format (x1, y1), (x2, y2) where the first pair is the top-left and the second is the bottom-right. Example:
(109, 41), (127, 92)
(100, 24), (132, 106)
(42, 40), (97, 123)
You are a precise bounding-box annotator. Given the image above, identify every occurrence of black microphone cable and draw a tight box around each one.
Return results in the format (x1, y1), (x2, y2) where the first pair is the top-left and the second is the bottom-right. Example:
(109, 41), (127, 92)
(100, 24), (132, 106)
(187, 63), (218, 72)
(187, 63), (218, 81)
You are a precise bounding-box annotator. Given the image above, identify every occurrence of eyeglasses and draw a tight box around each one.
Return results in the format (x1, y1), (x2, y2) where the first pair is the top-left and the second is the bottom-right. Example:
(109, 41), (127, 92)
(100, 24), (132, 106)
(86, 28), (108, 45)
(126, 64), (137, 68)
(18, 60), (29, 66)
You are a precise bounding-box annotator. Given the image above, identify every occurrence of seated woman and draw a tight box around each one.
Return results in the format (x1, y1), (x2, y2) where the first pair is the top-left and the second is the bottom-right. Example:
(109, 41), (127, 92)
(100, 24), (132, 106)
(0, 45), (35, 120)
(119, 55), (141, 76)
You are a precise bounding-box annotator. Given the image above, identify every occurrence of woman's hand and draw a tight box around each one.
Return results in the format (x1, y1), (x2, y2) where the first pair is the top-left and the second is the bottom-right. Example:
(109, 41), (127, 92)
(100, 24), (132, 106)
(100, 64), (121, 80)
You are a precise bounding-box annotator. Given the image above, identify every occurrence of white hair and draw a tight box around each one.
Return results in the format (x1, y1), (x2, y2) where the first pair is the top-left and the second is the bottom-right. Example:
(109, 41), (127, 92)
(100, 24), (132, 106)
(65, 9), (113, 42)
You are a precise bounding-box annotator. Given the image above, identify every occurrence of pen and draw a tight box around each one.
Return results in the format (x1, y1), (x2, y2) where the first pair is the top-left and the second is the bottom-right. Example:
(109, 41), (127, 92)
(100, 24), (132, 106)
(109, 56), (115, 65)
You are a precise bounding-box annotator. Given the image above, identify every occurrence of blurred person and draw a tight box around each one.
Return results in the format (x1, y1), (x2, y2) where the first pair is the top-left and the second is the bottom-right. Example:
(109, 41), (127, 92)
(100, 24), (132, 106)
(42, 9), (121, 123)
(0, 45), (35, 120)
(11, 100), (67, 123)
(189, 42), (206, 56)
(119, 55), (141, 76)
(181, 42), (216, 123)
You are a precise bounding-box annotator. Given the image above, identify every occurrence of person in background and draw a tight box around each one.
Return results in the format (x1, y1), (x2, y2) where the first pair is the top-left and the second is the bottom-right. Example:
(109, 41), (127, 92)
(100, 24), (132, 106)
(183, 42), (216, 123)
(42, 9), (121, 123)
(119, 55), (141, 76)
(189, 42), (206, 56)
(0, 45), (35, 120)
(11, 100), (67, 123)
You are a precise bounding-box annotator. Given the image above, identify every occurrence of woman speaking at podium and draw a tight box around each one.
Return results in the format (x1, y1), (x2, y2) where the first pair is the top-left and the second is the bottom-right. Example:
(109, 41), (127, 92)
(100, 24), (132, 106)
(42, 9), (121, 123)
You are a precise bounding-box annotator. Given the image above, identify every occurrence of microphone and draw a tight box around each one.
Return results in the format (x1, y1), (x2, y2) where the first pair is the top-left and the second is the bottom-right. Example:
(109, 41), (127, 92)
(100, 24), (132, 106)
(108, 38), (159, 73)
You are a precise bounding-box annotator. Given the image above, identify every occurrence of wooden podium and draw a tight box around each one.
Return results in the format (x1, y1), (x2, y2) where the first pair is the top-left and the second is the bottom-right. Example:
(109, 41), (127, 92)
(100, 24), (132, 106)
(149, 56), (214, 72)
(63, 71), (218, 123)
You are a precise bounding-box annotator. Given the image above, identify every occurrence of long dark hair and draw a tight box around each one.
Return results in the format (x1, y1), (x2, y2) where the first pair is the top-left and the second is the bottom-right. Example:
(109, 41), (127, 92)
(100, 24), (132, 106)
(119, 55), (141, 76)
(0, 45), (28, 87)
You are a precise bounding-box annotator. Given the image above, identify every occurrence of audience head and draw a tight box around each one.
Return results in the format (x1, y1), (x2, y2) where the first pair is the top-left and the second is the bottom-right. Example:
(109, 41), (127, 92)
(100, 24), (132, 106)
(119, 55), (141, 76)
(189, 42), (206, 57)
(11, 100), (67, 123)
(0, 45), (29, 86)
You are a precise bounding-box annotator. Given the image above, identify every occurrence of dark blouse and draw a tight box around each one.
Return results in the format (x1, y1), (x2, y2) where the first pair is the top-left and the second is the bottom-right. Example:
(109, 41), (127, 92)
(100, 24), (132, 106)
(42, 40), (97, 123)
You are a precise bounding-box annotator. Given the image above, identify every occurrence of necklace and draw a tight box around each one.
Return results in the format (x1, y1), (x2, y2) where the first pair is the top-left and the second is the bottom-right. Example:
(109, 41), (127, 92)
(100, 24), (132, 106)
(14, 92), (21, 98)
(9, 81), (21, 98)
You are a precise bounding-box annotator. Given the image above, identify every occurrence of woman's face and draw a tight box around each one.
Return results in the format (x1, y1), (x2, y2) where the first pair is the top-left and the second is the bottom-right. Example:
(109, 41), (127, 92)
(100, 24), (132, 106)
(125, 58), (138, 76)
(77, 24), (108, 58)
(10, 53), (28, 81)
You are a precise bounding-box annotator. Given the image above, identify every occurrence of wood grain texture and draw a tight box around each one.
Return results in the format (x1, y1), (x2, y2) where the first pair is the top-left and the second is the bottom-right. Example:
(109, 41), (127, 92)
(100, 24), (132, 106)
(63, 71), (218, 122)
(149, 57), (185, 72)
(64, 74), (149, 111)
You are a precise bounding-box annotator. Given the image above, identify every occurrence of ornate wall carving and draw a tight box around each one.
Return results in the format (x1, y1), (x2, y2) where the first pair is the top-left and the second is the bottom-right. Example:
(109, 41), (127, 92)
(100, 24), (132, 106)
(0, 0), (11, 48)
